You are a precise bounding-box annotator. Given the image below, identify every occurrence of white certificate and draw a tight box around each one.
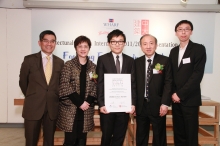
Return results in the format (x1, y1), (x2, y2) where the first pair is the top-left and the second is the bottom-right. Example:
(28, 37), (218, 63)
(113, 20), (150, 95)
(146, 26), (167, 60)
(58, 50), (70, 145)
(104, 74), (132, 112)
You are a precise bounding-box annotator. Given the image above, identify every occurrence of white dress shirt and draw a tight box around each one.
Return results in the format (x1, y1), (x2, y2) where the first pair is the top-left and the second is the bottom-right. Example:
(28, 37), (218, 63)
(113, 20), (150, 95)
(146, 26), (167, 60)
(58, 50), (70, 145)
(178, 44), (188, 66)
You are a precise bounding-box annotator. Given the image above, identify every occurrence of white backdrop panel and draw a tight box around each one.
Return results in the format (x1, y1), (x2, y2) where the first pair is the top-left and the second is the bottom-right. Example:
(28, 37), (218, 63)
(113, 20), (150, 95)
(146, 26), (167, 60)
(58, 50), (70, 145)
(32, 9), (214, 73)
(0, 9), (7, 123)
(7, 9), (31, 123)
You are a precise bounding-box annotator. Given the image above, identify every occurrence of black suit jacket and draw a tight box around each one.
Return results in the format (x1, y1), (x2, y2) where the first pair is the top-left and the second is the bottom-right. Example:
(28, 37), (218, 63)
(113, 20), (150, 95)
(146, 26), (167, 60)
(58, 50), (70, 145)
(135, 53), (172, 116)
(19, 52), (64, 120)
(96, 52), (136, 108)
(169, 40), (206, 106)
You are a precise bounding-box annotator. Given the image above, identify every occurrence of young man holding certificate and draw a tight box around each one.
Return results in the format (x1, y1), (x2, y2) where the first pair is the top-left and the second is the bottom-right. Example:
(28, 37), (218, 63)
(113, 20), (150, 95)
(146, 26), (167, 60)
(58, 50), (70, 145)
(96, 29), (136, 146)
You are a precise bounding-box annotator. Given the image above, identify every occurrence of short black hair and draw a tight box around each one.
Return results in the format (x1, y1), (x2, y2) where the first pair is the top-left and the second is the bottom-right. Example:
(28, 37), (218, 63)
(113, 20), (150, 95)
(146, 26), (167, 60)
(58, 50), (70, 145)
(175, 20), (193, 32)
(140, 34), (158, 45)
(107, 29), (126, 43)
(74, 35), (91, 49)
(39, 30), (56, 41)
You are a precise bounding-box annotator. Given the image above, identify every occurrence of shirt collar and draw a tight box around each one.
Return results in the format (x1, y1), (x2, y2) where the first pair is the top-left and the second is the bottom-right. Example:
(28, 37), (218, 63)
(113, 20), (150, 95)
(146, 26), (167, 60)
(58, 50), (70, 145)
(41, 51), (53, 59)
(179, 43), (188, 50)
(145, 53), (155, 62)
(112, 52), (122, 58)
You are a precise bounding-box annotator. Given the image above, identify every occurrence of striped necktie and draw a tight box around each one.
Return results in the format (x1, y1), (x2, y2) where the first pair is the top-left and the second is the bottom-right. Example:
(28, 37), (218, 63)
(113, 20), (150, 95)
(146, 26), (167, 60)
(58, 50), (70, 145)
(145, 59), (152, 98)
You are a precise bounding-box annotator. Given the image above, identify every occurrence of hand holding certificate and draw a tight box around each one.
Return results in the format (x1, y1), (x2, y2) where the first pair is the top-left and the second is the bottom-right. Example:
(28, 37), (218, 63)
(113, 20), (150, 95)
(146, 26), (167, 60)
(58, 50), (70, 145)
(104, 74), (132, 112)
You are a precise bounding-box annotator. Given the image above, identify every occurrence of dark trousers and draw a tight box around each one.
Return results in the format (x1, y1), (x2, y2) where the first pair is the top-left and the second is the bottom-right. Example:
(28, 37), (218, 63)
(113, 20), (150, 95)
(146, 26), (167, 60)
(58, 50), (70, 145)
(64, 132), (87, 146)
(172, 103), (199, 146)
(136, 101), (167, 146)
(64, 115), (87, 146)
(24, 110), (56, 146)
(100, 112), (129, 146)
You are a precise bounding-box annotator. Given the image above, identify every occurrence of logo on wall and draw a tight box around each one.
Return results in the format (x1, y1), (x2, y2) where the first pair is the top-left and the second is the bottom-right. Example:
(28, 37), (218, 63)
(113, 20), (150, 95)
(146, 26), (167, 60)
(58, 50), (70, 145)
(133, 20), (149, 35)
(103, 18), (119, 28)
(109, 18), (114, 22)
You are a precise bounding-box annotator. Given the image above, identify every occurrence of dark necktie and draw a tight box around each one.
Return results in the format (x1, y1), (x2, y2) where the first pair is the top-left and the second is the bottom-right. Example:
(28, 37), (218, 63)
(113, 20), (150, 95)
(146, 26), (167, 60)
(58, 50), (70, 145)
(145, 59), (152, 98)
(116, 55), (120, 74)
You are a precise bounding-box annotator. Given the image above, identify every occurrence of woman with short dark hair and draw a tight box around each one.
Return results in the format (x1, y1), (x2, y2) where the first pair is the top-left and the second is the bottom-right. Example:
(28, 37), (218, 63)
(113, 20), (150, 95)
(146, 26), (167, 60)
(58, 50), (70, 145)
(57, 35), (97, 146)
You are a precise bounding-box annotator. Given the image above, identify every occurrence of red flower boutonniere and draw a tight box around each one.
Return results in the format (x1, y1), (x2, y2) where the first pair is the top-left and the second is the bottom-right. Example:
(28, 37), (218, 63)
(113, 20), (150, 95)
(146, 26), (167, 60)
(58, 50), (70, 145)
(89, 72), (98, 83)
(154, 63), (164, 74)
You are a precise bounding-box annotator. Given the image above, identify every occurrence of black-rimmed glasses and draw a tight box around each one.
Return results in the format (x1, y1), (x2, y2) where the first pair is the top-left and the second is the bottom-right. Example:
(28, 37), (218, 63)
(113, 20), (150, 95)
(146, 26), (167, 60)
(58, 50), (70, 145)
(177, 29), (191, 32)
(110, 41), (125, 45)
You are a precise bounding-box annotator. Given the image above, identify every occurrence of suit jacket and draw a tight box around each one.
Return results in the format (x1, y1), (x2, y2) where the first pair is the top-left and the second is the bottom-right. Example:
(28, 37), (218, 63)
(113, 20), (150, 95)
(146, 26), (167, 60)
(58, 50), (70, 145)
(96, 52), (136, 108)
(135, 53), (172, 116)
(169, 40), (206, 106)
(19, 52), (64, 120)
(57, 56), (97, 132)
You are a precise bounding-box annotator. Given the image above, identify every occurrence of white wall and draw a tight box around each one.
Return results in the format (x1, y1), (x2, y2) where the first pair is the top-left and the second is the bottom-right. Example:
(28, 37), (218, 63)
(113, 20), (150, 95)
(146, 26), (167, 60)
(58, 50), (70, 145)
(200, 13), (220, 115)
(0, 9), (7, 123)
(203, 13), (220, 100)
(6, 9), (31, 123)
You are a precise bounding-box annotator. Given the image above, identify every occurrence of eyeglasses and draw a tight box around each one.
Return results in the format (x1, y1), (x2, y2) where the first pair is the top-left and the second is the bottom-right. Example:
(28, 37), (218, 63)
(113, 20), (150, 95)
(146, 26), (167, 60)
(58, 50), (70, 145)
(42, 39), (56, 44)
(177, 29), (191, 32)
(110, 41), (125, 45)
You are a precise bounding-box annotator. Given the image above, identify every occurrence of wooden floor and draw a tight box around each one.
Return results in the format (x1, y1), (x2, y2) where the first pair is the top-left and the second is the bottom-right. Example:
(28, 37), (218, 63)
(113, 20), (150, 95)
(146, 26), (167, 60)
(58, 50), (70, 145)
(0, 127), (218, 146)
(12, 99), (220, 146)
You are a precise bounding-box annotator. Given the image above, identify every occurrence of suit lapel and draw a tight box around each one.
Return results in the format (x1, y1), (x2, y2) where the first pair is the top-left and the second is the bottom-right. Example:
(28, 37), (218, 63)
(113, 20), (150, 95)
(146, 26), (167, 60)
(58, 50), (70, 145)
(178, 40), (192, 70)
(149, 53), (159, 83)
(121, 54), (127, 73)
(49, 55), (58, 85)
(139, 56), (146, 83)
(173, 47), (179, 70)
(36, 52), (48, 86)
(107, 52), (117, 73)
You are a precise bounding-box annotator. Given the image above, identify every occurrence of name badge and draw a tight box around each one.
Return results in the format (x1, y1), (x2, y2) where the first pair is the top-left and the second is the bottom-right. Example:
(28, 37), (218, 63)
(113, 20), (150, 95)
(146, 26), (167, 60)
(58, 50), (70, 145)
(182, 57), (191, 64)
(153, 69), (159, 74)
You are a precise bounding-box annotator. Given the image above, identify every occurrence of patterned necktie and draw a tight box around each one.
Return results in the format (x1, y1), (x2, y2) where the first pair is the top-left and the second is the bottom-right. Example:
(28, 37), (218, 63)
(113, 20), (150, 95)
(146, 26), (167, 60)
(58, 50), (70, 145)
(116, 55), (120, 74)
(145, 59), (152, 98)
(45, 56), (52, 85)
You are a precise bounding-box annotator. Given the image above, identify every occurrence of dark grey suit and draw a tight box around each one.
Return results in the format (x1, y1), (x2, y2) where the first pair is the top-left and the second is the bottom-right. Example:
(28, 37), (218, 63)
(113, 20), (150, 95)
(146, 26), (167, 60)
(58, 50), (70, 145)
(19, 51), (64, 146)
(169, 40), (206, 146)
(135, 53), (172, 146)
(96, 52), (136, 146)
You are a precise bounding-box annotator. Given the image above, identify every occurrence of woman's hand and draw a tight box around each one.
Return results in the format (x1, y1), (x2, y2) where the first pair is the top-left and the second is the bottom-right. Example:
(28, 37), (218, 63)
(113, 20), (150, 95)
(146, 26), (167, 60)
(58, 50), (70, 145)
(80, 101), (90, 111)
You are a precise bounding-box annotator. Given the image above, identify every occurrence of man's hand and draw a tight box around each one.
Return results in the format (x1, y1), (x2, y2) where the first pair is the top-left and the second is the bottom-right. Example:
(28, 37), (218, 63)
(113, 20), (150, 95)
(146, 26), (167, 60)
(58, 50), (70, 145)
(159, 105), (168, 117)
(80, 101), (90, 111)
(172, 93), (180, 103)
(100, 106), (109, 114)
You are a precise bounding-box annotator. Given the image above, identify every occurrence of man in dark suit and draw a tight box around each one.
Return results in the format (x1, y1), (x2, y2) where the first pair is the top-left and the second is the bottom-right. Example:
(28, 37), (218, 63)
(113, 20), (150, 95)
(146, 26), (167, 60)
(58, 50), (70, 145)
(96, 29), (136, 146)
(19, 30), (64, 146)
(135, 34), (172, 146)
(169, 20), (206, 146)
